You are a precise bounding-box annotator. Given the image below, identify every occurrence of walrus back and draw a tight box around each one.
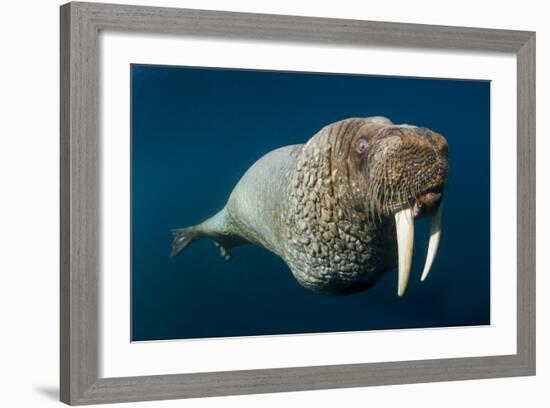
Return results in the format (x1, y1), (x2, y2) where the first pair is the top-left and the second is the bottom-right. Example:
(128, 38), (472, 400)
(225, 144), (303, 256)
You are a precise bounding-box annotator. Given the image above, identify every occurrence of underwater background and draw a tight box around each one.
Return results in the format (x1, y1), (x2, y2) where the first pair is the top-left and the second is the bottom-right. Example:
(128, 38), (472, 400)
(131, 64), (490, 342)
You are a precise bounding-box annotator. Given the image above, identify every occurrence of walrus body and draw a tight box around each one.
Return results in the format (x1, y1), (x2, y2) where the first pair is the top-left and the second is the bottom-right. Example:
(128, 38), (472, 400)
(172, 117), (448, 296)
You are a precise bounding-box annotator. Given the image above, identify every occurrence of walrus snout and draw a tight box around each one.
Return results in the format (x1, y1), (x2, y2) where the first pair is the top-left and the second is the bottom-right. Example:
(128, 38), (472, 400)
(364, 125), (448, 218)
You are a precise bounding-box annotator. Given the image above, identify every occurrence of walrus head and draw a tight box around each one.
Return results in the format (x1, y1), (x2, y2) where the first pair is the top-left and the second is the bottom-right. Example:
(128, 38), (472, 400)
(345, 117), (448, 295)
(287, 117), (448, 296)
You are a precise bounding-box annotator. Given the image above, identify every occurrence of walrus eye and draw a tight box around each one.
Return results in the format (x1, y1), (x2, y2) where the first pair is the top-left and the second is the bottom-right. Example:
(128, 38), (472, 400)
(356, 138), (368, 154)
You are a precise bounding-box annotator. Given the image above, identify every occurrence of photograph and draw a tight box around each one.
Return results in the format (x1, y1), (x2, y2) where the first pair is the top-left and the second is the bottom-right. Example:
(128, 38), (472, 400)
(130, 64), (490, 342)
(51, 1), (536, 405)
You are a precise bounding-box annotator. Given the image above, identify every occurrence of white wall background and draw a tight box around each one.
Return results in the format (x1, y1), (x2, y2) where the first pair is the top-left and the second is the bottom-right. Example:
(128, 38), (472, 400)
(0, 0), (545, 407)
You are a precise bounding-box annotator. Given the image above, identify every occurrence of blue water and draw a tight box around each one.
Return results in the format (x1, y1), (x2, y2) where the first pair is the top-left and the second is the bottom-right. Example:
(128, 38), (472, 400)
(131, 65), (490, 341)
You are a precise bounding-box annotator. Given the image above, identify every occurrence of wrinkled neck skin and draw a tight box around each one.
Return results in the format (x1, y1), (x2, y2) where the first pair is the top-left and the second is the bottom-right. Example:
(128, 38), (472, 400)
(284, 119), (397, 295)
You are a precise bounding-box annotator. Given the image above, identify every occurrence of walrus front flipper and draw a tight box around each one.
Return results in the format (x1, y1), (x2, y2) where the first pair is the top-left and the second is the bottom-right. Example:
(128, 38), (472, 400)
(170, 227), (199, 257)
(213, 241), (232, 261)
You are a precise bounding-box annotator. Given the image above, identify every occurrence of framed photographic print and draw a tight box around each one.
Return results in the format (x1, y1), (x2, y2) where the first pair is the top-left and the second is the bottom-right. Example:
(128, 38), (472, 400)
(60, 1), (536, 405)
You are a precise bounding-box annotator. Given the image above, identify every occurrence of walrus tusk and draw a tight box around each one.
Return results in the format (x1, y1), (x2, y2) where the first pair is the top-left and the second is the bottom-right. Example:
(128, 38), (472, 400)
(395, 208), (414, 296)
(420, 204), (442, 282)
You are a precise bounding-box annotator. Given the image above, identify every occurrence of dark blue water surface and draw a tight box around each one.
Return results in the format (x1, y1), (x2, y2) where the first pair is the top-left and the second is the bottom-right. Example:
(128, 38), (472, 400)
(131, 65), (490, 341)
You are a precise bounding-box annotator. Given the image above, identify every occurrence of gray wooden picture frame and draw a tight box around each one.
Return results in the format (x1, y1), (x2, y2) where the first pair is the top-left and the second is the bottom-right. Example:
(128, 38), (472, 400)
(60, 1), (536, 405)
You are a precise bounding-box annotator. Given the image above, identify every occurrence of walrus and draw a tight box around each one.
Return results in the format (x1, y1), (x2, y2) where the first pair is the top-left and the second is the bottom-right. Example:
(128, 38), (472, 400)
(171, 117), (448, 296)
